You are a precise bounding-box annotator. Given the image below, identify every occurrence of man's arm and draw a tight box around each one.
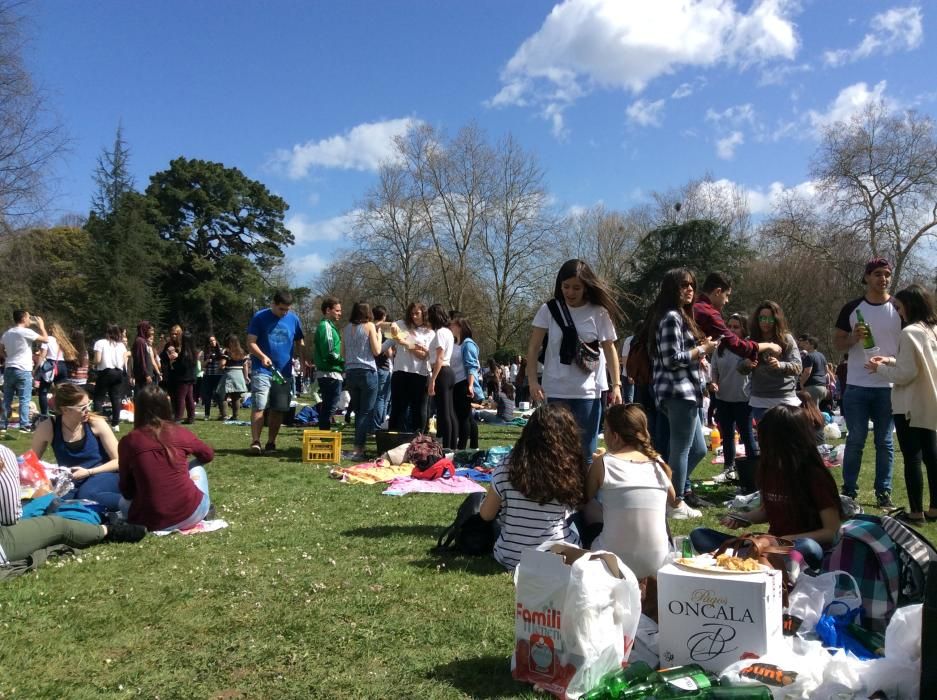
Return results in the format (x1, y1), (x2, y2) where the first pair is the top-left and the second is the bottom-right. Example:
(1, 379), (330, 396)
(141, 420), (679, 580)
(246, 333), (271, 368)
(694, 303), (759, 361)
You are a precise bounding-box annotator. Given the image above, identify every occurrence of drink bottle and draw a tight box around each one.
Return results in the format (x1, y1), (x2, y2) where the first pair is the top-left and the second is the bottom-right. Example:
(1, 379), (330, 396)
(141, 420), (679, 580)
(652, 664), (714, 692)
(649, 685), (773, 699)
(854, 309), (876, 349)
(428, 416), (437, 435)
(846, 623), (885, 656)
(271, 368), (286, 384)
(581, 661), (654, 699)
(710, 427), (721, 451)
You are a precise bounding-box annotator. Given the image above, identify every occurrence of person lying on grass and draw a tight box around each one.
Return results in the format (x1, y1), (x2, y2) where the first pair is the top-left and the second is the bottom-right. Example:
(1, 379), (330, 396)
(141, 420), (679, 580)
(690, 403), (843, 570)
(0, 443), (144, 568)
(31, 384), (121, 511)
(585, 403), (678, 579)
(118, 386), (214, 532)
(479, 403), (585, 571)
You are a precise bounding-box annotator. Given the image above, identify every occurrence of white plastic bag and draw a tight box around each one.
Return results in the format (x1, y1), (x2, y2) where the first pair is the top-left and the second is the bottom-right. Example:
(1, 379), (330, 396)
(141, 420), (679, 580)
(785, 571), (862, 637)
(823, 423), (842, 441)
(512, 543), (642, 699)
(719, 637), (830, 699)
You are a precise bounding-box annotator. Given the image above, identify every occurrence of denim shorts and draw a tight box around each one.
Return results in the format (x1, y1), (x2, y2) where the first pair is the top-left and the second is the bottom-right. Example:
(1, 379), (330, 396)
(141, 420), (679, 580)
(250, 372), (292, 412)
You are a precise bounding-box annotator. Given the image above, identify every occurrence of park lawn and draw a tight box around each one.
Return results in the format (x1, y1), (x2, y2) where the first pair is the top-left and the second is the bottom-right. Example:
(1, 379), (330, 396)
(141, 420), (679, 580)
(0, 415), (933, 699)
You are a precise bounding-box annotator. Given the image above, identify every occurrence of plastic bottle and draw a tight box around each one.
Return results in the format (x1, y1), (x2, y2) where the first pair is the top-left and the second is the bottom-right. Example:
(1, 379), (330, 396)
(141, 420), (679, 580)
(581, 661), (654, 699)
(854, 309), (876, 349)
(710, 427), (721, 452)
(428, 416), (437, 435)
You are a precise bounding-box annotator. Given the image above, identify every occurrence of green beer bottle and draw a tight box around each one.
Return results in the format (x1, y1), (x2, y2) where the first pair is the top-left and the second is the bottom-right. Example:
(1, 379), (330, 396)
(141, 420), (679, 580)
(581, 661), (655, 699)
(854, 309), (876, 349)
(846, 623), (885, 657)
(271, 368), (286, 385)
(630, 665), (715, 698)
(648, 682), (773, 699)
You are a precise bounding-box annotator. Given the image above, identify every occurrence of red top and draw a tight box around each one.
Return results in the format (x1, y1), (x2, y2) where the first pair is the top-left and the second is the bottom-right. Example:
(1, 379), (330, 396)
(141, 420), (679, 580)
(692, 294), (759, 361)
(761, 464), (840, 538)
(118, 424), (214, 531)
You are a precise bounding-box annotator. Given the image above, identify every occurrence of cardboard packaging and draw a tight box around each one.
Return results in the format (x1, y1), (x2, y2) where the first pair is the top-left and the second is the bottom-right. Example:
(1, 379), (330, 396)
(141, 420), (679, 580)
(657, 562), (784, 673)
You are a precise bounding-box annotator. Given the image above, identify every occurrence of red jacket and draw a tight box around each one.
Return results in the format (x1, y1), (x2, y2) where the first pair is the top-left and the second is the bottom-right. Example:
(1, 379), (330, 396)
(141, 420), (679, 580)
(692, 294), (759, 361)
(118, 424), (214, 530)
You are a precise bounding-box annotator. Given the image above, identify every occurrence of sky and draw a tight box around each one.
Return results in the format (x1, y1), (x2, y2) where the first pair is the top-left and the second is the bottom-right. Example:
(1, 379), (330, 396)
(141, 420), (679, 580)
(23, 0), (937, 286)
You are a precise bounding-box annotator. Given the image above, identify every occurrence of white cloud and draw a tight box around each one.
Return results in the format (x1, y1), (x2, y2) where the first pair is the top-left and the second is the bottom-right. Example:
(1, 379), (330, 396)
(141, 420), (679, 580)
(489, 0), (800, 135)
(758, 61), (811, 86)
(716, 131), (745, 159)
(807, 80), (889, 131)
(626, 98), (666, 126)
(289, 252), (331, 276)
(671, 76), (707, 99)
(271, 118), (422, 178)
(697, 178), (818, 215)
(824, 6), (923, 67)
(705, 103), (756, 126)
(286, 211), (359, 246)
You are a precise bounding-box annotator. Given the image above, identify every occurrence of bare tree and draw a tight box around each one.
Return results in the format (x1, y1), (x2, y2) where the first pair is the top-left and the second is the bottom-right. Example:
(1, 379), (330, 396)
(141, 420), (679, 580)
(562, 204), (646, 287)
(351, 162), (433, 314)
(396, 123), (493, 312)
(649, 175), (753, 241)
(812, 101), (937, 287)
(0, 1), (66, 224)
(478, 135), (557, 350)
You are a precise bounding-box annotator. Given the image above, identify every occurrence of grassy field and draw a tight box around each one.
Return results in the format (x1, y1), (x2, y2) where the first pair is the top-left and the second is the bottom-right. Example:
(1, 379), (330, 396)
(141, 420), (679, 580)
(0, 411), (932, 699)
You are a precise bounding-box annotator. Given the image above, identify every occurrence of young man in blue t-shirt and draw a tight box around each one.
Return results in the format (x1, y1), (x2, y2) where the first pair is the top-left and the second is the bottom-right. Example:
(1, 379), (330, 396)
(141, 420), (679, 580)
(246, 291), (305, 454)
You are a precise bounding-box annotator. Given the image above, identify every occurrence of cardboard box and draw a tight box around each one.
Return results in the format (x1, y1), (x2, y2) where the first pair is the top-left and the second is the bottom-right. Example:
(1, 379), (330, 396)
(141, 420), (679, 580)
(657, 562), (783, 673)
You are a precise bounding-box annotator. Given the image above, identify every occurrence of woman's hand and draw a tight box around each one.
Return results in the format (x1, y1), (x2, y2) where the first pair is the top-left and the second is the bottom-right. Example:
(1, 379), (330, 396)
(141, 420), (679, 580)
(865, 355), (886, 372)
(427, 381), (436, 397)
(608, 384), (622, 405)
(720, 514), (747, 529)
(764, 355), (780, 370)
(70, 467), (92, 482)
(530, 382), (545, 403)
(699, 337), (716, 355)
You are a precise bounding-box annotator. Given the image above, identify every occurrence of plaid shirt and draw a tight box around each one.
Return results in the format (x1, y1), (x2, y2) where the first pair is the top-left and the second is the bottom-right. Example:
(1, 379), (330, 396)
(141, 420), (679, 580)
(652, 310), (703, 406)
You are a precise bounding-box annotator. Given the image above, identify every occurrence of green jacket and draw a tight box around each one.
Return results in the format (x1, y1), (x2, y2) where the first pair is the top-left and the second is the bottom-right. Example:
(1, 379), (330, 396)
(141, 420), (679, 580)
(314, 319), (344, 373)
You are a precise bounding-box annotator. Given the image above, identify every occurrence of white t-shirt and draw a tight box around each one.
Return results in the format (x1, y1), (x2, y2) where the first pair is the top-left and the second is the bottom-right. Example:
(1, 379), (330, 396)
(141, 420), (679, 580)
(0, 326), (39, 371)
(428, 327), (454, 367)
(44, 336), (61, 362)
(388, 321), (434, 376)
(532, 301), (617, 399)
(592, 454), (671, 579)
(93, 339), (127, 370)
(620, 335), (634, 378)
(835, 297), (901, 389)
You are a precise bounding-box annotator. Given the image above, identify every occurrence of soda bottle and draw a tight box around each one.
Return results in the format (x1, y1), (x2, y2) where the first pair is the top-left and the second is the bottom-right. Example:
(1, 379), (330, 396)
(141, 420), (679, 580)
(710, 427), (721, 452)
(581, 661), (654, 699)
(271, 368), (286, 385)
(854, 309), (876, 349)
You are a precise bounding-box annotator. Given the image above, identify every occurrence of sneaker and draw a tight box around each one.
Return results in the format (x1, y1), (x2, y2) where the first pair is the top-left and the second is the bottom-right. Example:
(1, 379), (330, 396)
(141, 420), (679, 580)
(667, 501), (703, 519)
(18, 425), (34, 434)
(842, 487), (858, 500)
(712, 468), (737, 484)
(249, 441), (263, 454)
(105, 520), (147, 543)
(683, 491), (714, 509)
(112, 424), (120, 434)
(876, 492), (895, 509)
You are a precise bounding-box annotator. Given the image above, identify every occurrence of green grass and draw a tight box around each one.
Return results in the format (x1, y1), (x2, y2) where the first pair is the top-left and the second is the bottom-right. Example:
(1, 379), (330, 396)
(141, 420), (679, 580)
(0, 414), (933, 699)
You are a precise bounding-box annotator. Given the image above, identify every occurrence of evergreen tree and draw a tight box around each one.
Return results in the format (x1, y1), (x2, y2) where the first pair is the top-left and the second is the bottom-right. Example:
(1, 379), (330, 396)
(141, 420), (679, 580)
(91, 124), (135, 218)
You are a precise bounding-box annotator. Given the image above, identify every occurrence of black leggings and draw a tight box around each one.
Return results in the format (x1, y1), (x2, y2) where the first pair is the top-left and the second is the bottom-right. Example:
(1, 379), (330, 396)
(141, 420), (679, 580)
(894, 414), (937, 513)
(434, 366), (456, 449)
(453, 379), (479, 449)
(93, 368), (124, 427)
(389, 371), (428, 432)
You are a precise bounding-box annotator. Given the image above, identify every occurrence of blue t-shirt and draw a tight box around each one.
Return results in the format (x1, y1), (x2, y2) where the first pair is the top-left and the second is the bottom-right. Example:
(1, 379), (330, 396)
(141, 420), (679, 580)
(247, 309), (304, 376)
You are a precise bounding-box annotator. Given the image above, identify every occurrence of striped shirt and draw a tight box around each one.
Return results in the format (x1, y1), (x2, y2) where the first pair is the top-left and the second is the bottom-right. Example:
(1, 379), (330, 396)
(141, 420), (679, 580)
(0, 445), (22, 526)
(491, 461), (578, 571)
(652, 310), (703, 406)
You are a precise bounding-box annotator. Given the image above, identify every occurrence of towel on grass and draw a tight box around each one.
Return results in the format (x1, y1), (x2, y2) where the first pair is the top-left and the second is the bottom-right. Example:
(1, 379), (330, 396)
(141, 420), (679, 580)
(455, 467), (493, 482)
(151, 519), (229, 536)
(382, 476), (486, 496)
(330, 462), (413, 484)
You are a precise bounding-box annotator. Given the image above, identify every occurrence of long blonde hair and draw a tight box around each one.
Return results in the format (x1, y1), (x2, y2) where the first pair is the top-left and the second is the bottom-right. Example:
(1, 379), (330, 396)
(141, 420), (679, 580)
(49, 322), (78, 362)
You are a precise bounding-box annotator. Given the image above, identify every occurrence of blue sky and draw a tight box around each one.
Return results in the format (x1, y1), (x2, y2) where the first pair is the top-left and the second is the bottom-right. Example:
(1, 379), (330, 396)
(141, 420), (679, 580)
(25, 1), (935, 285)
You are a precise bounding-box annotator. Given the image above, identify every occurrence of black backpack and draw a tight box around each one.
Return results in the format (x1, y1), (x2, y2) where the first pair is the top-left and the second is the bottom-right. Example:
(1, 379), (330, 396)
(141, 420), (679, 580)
(873, 513), (937, 605)
(435, 493), (498, 556)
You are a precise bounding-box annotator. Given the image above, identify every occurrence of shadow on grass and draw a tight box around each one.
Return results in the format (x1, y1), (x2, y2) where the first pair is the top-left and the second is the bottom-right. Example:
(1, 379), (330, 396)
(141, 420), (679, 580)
(428, 654), (527, 699)
(342, 524), (442, 538)
(409, 552), (507, 576)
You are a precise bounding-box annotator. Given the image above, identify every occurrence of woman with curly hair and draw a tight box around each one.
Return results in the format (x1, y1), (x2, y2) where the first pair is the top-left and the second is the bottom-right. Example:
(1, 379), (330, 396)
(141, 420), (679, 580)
(741, 300), (802, 421)
(479, 403), (586, 570)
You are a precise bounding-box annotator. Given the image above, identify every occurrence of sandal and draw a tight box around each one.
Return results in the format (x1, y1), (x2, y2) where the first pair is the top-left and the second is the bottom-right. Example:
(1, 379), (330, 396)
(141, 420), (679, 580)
(249, 441), (263, 454)
(264, 442), (277, 453)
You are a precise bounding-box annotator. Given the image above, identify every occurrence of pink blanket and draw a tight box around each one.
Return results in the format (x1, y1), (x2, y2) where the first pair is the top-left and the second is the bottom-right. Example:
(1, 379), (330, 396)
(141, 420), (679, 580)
(382, 476), (486, 496)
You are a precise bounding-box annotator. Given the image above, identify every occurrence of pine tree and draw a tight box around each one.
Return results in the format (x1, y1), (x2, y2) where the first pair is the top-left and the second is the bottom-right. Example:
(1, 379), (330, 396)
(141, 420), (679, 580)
(91, 124), (135, 218)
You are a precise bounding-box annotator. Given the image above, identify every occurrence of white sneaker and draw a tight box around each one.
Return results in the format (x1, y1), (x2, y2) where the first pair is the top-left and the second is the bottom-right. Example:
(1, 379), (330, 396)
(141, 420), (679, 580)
(668, 501), (703, 519)
(712, 468), (737, 484)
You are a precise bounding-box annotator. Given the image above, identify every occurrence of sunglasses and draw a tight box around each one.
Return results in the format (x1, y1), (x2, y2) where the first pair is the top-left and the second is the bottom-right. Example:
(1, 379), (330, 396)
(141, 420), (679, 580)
(680, 282), (695, 289)
(67, 403), (91, 413)
(757, 316), (776, 323)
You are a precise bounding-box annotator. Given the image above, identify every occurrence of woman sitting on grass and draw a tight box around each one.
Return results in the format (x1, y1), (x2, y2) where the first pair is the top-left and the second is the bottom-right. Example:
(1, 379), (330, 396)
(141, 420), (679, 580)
(1, 444), (144, 568)
(118, 386), (214, 532)
(31, 384), (121, 511)
(586, 404), (677, 578)
(690, 404), (842, 569)
(479, 403), (585, 571)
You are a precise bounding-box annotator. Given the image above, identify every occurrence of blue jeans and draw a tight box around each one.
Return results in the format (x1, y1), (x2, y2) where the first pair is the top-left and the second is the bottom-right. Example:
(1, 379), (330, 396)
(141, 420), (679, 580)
(661, 398), (707, 495)
(3, 367), (33, 428)
(371, 368), (392, 432)
(65, 472), (122, 512)
(317, 377), (343, 431)
(621, 380), (635, 404)
(690, 527), (825, 570)
(344, 369), (378, 449)
(119, 463), (210, 531)
(842, 385), (894, 496)
(714, 399), (759, 467)
(547, 397), (602, 464)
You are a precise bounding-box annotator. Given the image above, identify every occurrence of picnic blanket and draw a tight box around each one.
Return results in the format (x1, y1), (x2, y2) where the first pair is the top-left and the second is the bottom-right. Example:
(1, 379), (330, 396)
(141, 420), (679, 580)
(382, 475), (486, 496)
(455, 467), (493, 482)
(330, 462), (413, 484)
(151, 519), (229, 536)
